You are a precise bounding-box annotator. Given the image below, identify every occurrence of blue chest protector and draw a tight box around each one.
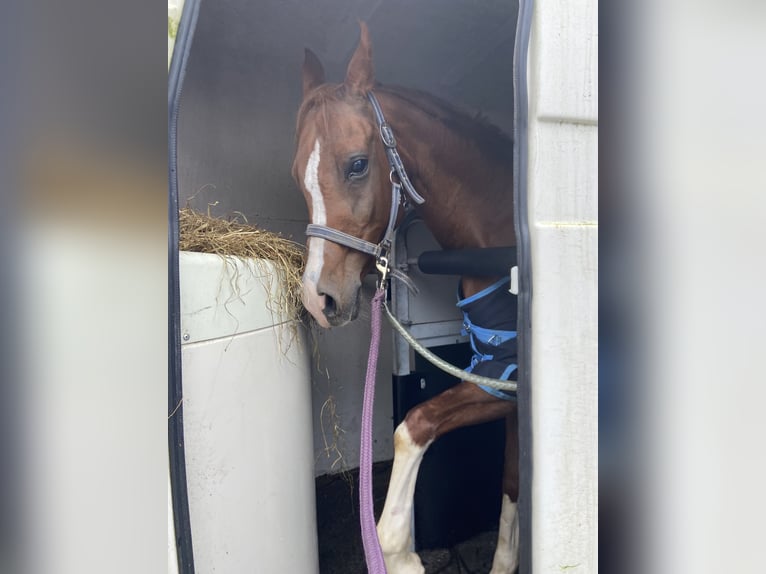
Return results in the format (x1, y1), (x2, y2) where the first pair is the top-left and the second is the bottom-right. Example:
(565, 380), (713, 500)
(457, 277), (518, 400)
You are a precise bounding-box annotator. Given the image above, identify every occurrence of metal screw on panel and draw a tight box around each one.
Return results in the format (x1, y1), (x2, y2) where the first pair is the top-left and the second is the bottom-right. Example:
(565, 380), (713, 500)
(183, 332), (190, 341)
(420, 378), (426, 389)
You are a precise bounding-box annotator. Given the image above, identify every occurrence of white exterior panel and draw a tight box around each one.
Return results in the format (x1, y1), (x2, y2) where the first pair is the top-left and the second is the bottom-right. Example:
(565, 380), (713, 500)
(533, 0), (598, 123)
(528, 0), (599, 571)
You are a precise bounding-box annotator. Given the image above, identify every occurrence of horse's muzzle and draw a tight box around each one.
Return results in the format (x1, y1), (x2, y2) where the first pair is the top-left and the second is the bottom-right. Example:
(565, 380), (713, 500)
(302, 276), (361, 328)
(319, 287), (360, 327)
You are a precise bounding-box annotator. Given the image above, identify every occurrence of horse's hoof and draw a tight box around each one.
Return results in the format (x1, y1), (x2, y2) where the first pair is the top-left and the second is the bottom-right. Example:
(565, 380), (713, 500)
(382, 551), (425, 574)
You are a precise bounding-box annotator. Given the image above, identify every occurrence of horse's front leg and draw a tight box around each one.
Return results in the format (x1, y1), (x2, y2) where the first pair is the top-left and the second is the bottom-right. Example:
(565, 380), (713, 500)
(490, 408), (520, 574)
(377, 382), (514, 574)
(375, 422), (431, 574)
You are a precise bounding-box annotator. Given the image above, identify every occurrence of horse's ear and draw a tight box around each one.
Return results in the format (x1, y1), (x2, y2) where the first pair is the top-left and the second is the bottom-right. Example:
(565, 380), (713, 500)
(302, 48), (326, 97)
(344, 21), (374, 95)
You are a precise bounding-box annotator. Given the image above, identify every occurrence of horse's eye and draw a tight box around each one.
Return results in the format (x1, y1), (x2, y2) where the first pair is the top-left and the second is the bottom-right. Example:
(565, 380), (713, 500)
(347, 157), (369, 179)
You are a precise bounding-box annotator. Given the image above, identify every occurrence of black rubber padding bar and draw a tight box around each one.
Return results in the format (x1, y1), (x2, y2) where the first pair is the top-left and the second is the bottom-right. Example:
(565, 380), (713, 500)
(416, 247), (517, 276)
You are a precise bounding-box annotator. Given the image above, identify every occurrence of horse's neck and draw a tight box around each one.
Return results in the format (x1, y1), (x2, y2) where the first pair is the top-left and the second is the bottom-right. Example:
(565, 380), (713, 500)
(378, 88), (515, 251)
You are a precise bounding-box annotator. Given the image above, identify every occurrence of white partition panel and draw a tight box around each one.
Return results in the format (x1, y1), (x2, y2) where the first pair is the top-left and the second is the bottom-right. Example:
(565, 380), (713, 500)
(528, 0), (599, 571)
(179, 252), (319, 573)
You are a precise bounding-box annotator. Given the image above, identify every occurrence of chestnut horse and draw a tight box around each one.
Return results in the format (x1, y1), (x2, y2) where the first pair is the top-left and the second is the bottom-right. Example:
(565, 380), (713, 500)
(292, 24), (519, 574)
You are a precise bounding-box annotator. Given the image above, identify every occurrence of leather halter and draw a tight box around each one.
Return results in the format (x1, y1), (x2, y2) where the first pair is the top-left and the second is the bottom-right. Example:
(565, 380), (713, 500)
(305, 91), (425, 289)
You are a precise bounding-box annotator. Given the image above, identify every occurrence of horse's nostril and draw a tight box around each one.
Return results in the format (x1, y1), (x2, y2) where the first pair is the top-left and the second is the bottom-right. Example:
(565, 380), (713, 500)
(323, 294), (337, 317)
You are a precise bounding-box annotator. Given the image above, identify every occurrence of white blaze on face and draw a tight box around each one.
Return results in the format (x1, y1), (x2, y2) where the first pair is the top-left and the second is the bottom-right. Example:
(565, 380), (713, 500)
(303, 139), (330, 328)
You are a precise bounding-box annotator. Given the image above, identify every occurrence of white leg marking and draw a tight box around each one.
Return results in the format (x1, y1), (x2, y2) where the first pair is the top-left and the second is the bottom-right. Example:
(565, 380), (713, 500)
(302, 139), (330, 327)
(377, 423), (430, 574)
(489, 494), (519, 574)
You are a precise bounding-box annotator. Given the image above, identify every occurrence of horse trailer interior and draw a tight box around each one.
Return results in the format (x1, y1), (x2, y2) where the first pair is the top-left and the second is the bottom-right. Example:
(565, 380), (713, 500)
(169, 0), (597, 571)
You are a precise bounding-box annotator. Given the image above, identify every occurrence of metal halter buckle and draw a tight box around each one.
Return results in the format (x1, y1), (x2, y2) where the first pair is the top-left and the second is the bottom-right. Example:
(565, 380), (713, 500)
(380, 122), (396, 148)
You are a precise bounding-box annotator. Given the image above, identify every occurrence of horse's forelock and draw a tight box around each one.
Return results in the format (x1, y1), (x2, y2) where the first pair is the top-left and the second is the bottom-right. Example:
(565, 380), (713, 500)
(296, 84), (374, 140)
(297, 85), (342, 132)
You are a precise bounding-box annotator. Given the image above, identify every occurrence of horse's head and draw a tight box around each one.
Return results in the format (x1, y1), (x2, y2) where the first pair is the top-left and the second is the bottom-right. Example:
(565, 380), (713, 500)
(292, 23), (392, 328)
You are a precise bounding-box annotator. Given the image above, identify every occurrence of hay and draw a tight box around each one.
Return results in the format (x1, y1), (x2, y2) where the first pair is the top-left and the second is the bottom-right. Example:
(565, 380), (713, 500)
(178, 208), (306, 322)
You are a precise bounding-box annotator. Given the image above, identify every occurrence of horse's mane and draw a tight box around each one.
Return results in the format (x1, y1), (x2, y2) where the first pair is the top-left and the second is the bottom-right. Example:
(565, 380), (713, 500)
(376, 85), (513, 163)
(296, 83), (513, 167)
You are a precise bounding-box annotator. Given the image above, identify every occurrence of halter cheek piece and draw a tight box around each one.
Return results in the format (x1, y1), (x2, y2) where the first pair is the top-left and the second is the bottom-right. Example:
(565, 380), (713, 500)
(305, 91), (425, 291)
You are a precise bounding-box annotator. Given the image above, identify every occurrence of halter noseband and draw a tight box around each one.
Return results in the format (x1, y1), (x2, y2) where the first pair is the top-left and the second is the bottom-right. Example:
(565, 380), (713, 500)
(305, 91), (425, 290)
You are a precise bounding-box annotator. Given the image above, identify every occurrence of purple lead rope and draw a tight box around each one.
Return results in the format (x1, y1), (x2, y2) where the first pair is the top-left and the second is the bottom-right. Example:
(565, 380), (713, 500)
(359, 288), (388, 573)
